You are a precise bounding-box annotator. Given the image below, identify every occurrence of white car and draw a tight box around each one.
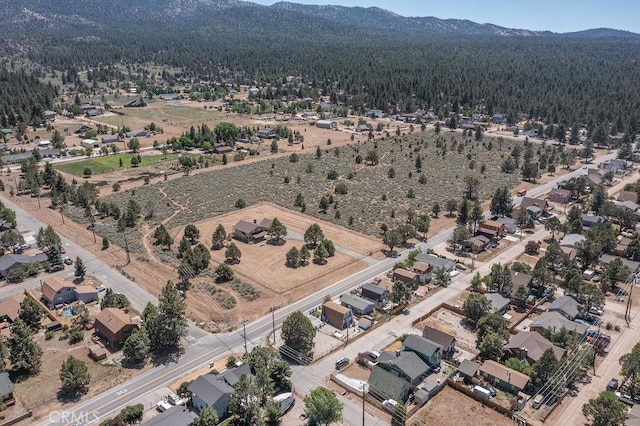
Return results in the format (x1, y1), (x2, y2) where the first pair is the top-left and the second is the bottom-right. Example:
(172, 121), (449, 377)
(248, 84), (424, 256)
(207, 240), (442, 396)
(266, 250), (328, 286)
(168, 392), (185, 405)
(382, 399), (398, 409)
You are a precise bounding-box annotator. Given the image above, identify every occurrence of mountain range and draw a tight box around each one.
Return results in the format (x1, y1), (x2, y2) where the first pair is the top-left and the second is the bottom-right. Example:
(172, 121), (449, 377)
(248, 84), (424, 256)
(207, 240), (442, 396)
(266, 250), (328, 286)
(0, 0), (636, 38)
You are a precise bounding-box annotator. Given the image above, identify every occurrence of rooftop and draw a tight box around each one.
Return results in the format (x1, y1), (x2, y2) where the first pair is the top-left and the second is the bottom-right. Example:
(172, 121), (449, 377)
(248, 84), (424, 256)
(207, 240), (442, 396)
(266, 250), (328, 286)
(505, 331), (565, 362)
(479, 360), (529, 390)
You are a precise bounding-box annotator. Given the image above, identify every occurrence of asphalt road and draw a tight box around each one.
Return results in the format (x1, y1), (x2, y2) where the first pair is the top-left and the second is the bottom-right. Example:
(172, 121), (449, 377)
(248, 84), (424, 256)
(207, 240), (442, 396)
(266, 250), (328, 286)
(36, 152), (615, 425)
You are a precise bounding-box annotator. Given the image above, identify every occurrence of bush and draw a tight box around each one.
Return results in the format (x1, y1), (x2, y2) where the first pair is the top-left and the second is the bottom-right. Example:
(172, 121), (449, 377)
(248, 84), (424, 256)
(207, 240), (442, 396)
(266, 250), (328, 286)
(45, 331), (54, 340)
(605, 322), (613, 330)
(68, 330), (84, 344)
(335, 182), (348, 194)
(327, 170), (339, 180)
(215, 292), (237, 310)
(230, 280), (261, 301)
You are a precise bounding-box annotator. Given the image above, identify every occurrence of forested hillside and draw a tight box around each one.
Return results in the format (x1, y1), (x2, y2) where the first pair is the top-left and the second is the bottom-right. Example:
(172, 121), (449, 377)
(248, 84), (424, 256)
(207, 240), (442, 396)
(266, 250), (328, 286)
(0, 70), (57, 132)
(0, 0), (639, 131)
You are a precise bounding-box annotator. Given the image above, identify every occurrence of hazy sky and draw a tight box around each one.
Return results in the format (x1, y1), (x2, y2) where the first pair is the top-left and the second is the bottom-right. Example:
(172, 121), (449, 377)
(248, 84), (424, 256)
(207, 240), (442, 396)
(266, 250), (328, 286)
(251, 0), (640, 33)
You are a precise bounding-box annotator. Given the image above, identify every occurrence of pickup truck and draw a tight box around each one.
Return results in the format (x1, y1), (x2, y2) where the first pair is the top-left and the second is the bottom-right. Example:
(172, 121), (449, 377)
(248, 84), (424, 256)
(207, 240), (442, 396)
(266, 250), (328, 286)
(156, 400), (172, 412)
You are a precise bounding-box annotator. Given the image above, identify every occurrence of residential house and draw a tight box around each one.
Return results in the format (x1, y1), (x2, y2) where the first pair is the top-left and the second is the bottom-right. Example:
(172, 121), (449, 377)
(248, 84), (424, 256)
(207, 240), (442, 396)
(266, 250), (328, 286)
(377, 351), (430, 386)
(586, 169), (605, 187)
(355, 124), (372, 133)
(457, 360), (480, 383)
(412, 262), (433, 283)
(510, 270), (534, 299)
(491, 114), (506, 125)
(189, 364), (252, 419)
(321, 301), (353, 330)
(616, 200), (640, 214)
(615, 237), (632, 257)
(257, 128), (276, 139)
(101, 135), (121, 144)
(316, 120), (337, 130)
(496, 217), (518, 234)
(403, 335), (443, 370)
(600, 159), (631, 176)
(142, 406), (197, 426)
(233, 220), (270, 243)
(74, 285), (99, 304)
(581, 214), (604, 228)
(0, 253), (48, 279)
(464, 235), (490, 253)
(368, 365), (411, 403)
(484, 292), (511, 314)
(393, 268), (419, 287)
(43, 110), (56, 121)
(547, 188), (572, 204)
(529, 311), (588, 339)
(548, 296), (582, 320)
(600, 253), (639, 274)
(213, 145), (233, 154)
(560, 233), (586, 248)
(422, 326), (456, 356)
(414, 253), (454, 273)
(360, 283), (389, 306)
(340, 294), (374, 316)
(477, 220), (506, 240)
(81, 136), (99, 149)
(125, 130), (150, 138)
(479, 360), (529, 395)
(0, 295), (23, 324)
(505, 331), (565, 364)
(515, 197), (549, 220)
(41, 277), (77, 308)
(618, 191), (639, 204)
(0, 372), (14, 405)
(94, 308), (139, 348)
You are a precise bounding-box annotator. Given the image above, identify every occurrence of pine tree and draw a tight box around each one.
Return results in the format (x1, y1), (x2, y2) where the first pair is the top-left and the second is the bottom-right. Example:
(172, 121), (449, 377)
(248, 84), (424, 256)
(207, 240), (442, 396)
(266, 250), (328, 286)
(74, 256), (86, 279)
(59, 355), (90, 395)
(9, 319), (42, 375)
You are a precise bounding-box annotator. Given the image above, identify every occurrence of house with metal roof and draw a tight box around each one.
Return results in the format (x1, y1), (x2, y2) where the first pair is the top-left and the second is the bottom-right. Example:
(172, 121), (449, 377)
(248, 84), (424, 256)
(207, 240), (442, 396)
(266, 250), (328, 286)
(339, 294), (373, 316)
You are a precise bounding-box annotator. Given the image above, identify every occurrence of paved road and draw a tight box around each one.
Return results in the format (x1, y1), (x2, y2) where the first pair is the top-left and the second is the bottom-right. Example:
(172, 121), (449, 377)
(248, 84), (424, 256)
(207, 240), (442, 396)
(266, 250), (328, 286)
(38, 152), (616, 425)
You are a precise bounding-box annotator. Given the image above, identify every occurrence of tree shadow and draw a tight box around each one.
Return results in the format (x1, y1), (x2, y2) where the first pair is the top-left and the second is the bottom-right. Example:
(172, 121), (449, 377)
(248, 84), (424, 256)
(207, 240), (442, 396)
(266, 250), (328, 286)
(120, 358), (147, 370)
(149, 346), (184, 367)
(56, 387), (87, 403)
(224, 259), (240, 265)
(267, 238), (285, 246)
(312, 258), (328, 266)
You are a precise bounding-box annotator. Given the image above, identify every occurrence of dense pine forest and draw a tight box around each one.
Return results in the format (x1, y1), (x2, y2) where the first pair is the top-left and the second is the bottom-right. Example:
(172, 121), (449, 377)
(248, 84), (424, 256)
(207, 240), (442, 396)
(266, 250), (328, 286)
(1, 0), (639, 131)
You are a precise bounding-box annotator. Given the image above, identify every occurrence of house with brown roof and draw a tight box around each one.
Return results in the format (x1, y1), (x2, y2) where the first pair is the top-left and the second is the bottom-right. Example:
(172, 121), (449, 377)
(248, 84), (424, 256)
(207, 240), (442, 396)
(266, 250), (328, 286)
(411, 262), (433, 283)
(94, 308), (139, 348)
(393, 268), (419, 287)
(464, 235), (490, 253)
(233, 219), (272, 243)
(321, 301), (353, 330)
(547, 188), (572, 204)
(479, 360), (529, 395)
(41, 277), (77, 308)
(0, 295), (23, 324)
(505, 331), (565, 364)
(477, 220), (506, 239)
(422, 325), (456, 356)
(514, 197), (549, 220)
(618, 191), (639, 204)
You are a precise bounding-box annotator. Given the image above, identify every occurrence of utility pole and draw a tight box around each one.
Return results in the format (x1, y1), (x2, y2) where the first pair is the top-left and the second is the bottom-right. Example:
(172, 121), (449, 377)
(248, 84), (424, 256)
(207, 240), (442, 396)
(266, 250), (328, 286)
(60, 206), (65, 224)
(361, 383), (366, 426)
(270, 306), (278, 345)
(242, 320), (248, 354)
(124, 235), (131, 264)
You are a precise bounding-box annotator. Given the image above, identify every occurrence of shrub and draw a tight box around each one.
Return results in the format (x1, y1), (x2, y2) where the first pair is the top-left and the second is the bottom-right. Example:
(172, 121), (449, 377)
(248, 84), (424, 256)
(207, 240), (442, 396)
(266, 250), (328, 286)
(45, 331), (54, 340)
(215, 292), (237, 310)
(327, 170), (339, 180)
(68, 330), (84, 344)
(230, 280), (261, 301)
(335, 182), (348, 194)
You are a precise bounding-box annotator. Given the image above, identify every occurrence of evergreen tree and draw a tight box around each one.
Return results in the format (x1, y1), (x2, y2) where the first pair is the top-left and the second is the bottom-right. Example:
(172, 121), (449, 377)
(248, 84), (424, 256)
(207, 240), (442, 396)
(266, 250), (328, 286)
(9, 318), (42, 375)
(74, 256), (86, 279)
(17, 298), (43, 331)
(59, 355), (90, 395)
(148, 281), (187, 351)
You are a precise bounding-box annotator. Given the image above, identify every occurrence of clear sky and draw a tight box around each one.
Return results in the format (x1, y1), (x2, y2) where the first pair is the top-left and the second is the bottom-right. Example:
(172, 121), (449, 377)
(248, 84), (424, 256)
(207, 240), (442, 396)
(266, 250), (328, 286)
(250, 0), (640, 34)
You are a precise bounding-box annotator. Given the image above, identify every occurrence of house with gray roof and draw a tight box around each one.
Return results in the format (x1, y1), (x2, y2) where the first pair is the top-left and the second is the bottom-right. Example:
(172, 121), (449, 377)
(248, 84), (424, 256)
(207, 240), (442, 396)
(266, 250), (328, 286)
(0, 253), (47, 279)
(422, 326), (456, 356)
(600, 253), (638, 274)
(142, 406), (197, 426)
(457, 360), (480, 382)
(368, 365), (411, 403)
(403, 335), (442, 369)
(529, 311), (588, 339)
(496, 216), (518, 234)
(377, 351), (430, 386)
(560, 233), (586, 248)
(505, 331), (565, 364)
(548, 296), (582, 320)
(340, 294), (373, 316)
(581, 214), (604, 228)
(484, 292), (510, 314)
(360, 283), (389, 306)
(188, 364), (252, 420)
(414, 253), (454, 273)
(101, 135), (121, 144)
(0, 372), (14, 404)
(125, 130), (149, 138)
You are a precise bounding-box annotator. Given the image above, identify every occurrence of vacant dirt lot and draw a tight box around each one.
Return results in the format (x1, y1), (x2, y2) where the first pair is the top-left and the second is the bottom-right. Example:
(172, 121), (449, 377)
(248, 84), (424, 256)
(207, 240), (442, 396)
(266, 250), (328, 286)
(409, 386), (513, 426)
(414, 308), (479, 355)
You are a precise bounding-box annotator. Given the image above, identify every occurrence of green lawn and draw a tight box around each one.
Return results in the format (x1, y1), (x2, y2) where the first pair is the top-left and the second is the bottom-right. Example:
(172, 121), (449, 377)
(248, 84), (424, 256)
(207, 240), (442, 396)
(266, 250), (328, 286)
(54, 153), (178, 176)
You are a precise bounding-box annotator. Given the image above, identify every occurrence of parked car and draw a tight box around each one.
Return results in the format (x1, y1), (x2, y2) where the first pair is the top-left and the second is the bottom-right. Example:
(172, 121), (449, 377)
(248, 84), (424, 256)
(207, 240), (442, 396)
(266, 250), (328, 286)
(607, 378), (619, 391)
(335, 357), (349, 370)
(589, 307), (604, 316)
(62, 256), (73, 265)
(382, 399), (398, 409)
(49, 263), (64, 272)
(168, 393), (185, 405)
(96, 285), (106, 292)
(156, 400), (172, 412)
(615, 391), (635, 406)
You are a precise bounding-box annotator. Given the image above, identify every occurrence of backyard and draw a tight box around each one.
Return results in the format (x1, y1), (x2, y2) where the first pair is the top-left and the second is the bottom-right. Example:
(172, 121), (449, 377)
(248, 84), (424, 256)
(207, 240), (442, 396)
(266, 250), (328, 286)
(54, 153), (179, 176)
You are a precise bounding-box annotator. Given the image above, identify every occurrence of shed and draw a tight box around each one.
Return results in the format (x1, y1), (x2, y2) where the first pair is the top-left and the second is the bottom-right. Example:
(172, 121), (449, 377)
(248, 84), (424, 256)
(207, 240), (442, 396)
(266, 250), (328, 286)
(315, 120), (337, 130)
(88, 344), (108, 361)
(45, 321), (62, 332)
